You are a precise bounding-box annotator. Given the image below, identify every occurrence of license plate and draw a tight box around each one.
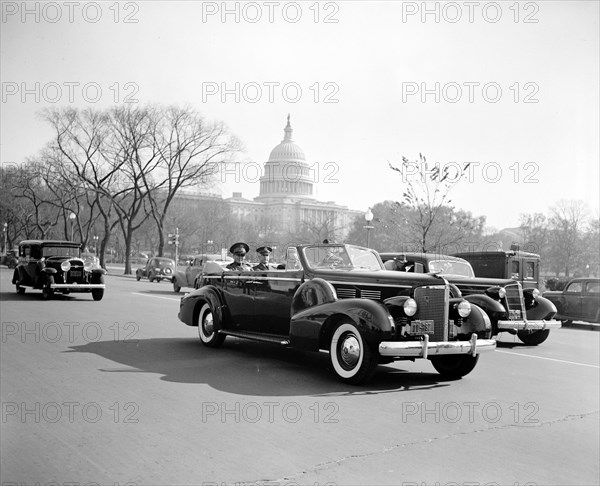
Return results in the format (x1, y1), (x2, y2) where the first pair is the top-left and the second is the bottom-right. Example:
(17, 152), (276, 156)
(70, 271), (82, 277)
(410, 320), (434, 334)
(508, 310), (522, 320)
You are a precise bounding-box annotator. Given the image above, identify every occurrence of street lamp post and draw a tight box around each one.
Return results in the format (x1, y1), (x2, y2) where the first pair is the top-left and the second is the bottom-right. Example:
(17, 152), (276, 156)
(364, 209), (374, 248)
(93, 235), (99, 255)
(3, 222), (7, 254)
(69, 212), (76, 241)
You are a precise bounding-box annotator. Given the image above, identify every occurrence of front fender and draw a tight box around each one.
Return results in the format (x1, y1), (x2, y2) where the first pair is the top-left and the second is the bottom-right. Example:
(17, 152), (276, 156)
(463, 294), (506, 316)
(290, 298), (393, 352)
(41, 267), (57, 275)
(178, 286), (226, 329)
(460, 303), (492, 337)
(526, 295), (557, 321)
(91, 268), (107, 275)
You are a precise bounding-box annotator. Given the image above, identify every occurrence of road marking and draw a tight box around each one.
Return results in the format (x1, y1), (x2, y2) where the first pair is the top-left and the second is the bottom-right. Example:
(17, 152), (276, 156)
(132, 292), (180, 302)
(497, 350), (600, 369)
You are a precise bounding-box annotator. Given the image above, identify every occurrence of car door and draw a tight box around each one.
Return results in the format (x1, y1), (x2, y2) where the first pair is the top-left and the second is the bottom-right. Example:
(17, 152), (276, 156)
(562, 281), (583, 319)
(221, 270), (256, 331)
(582, 281), (600, 322)
(252, 267), (304, 336)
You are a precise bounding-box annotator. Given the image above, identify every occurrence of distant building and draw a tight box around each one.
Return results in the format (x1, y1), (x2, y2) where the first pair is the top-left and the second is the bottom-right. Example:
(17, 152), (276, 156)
(182, 115), (361, 240)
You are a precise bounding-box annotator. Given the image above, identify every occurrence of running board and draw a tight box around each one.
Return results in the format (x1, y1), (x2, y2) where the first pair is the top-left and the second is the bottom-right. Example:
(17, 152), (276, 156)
(219, 330), (290, 346)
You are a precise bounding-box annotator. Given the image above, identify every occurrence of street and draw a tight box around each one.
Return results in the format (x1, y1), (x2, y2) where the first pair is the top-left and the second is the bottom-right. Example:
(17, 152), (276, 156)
(1, 267), (599, 486)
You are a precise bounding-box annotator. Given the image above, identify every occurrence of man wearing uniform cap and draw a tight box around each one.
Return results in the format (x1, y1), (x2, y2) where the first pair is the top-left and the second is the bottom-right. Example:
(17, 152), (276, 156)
(253, 246), (275, 271)
(226, 242), (252, 271)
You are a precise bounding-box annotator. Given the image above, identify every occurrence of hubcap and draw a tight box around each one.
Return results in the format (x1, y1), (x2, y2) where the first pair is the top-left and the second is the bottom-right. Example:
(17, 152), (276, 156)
(204, 313), (214, 335)
(339, 334), (360, 368)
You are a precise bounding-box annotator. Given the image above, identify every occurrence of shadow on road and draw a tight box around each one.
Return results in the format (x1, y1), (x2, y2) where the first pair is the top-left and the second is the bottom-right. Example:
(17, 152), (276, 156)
(66, 337), (452, 397)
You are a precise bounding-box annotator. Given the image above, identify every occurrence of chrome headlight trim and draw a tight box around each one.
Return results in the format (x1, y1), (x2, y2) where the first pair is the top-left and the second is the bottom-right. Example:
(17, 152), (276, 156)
(404, 298), (417, 317)
(61, 260), (72, 272)
(457, 300), (472, 318)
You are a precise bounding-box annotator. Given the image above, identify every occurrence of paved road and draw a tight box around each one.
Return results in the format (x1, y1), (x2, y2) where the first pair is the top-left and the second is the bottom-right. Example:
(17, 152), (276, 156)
(1, 268), (598, 485)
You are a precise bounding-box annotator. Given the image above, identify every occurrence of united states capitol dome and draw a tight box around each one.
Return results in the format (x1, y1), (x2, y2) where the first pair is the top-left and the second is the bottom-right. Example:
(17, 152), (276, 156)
(257, 115), (313, 199)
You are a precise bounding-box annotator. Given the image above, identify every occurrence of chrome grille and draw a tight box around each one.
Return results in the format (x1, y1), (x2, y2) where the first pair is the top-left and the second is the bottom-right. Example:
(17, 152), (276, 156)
(360, 289), (381, 300)
(504, 282), (525, 320)
(336, 287), (356, 299)
(66, 262), (84, 284)
(413, 285), (449, 342)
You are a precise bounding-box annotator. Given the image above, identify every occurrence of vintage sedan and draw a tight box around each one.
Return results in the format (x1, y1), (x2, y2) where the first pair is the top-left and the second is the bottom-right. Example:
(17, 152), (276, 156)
(172, 254), (232, 292)
(380, 252), (559, 345)
(179, 243), (496, 384)
(543, 278), (600, 324)
(12, 240), (106, 300)
(135, 257), (175, 282)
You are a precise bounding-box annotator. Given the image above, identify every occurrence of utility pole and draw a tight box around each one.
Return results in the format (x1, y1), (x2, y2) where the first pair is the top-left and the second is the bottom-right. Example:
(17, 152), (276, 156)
(168, 228), (180, 271)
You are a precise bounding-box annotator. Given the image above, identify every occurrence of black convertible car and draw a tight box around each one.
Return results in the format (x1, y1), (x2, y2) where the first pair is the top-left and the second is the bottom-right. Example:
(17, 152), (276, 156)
(179, 243), (496, 384)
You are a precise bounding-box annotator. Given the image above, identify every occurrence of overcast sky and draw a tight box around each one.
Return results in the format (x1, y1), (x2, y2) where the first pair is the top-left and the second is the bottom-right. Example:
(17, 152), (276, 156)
(2, 0), (598, 231)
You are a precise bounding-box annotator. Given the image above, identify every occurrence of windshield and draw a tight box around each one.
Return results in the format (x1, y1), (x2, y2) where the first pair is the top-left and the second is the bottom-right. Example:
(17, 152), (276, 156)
(429, 259), (475, 277)
(302, 245), (382, 271)
(42, 246), (81, 258)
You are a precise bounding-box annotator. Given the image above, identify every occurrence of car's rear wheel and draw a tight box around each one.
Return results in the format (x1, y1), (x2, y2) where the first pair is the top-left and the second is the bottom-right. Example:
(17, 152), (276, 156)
(329, 320), (378, 385)
(430, 354), (479, 379)
(42, 276), (54, 300)
(517, 329), (550, 345)
(197, 303), (225, 347)
(149, 273), (155, 283)
(136, 273), (141, 281)
(15, 282), (25, 294)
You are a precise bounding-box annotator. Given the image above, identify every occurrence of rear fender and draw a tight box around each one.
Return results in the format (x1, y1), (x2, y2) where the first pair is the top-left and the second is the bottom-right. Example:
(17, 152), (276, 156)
(290, 297), (393, 352)
(179, 286), (226, 329)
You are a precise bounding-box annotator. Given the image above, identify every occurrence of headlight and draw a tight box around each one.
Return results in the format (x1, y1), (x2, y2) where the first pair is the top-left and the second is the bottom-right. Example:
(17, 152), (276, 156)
(61, 261), (71, 272)
(404, 298), (417, 317)
(84, 261), (93, 272)
(164, 268), (172, 274)
(531, 288), (540, 299)
(457, 300), (472, 318)
(486, 286), (506, 300)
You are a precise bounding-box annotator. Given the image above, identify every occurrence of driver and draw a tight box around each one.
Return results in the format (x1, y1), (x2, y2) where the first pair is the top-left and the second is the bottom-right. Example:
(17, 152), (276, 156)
(226, 242), (252, 271)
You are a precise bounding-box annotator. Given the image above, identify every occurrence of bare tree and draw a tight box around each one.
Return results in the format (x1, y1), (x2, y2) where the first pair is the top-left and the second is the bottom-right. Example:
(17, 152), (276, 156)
(548, 199), (589, 277)
(389, 154), (472, 251)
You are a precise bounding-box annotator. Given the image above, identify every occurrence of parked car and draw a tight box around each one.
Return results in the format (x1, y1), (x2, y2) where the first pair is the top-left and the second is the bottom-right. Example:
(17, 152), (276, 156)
(172, 254), (233, 293)
(2, 249), (18, 269)
(543, 278), (600, 325)
(380, 252), (559, 345)
(11, 240), (106, 300)
(452, 248), (542, 289)
(179, 243), (496, 385)
(136, 257), (175, 282)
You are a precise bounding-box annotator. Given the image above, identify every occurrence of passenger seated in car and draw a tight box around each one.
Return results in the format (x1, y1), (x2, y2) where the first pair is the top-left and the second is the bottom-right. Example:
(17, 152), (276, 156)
(253, 246), (277, 271)
(226, 242), (252, 271)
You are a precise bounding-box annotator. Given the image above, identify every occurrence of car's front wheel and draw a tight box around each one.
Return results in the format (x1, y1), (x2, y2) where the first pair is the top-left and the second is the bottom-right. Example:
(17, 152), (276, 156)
(15, 282), (25, 294)
(430, 354), (479, 379)
(173, 279), (181, 293)
(42, 276), (54, 300)
(517, 329), (550, 345)
(329, 320), (378, 385)
(197, 303), (225, 347)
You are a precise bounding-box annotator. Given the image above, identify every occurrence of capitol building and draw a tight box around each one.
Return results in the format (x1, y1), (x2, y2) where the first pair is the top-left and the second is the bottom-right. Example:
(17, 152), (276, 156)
(201, 115), (362, 240)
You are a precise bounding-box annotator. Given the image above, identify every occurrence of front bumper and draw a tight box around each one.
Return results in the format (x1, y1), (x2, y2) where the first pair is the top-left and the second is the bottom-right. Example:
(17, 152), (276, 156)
(379, 333), (496, 358)
(497, 319), (561, 331)
(51, 283), (105, 292)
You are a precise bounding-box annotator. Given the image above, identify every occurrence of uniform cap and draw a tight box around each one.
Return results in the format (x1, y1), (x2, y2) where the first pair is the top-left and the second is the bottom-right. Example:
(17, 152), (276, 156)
(230, 242), (249, 254)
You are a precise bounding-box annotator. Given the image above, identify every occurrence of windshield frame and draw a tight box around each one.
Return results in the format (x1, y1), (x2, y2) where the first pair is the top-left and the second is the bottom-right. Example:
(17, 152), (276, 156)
(300, 244), (383, 272)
